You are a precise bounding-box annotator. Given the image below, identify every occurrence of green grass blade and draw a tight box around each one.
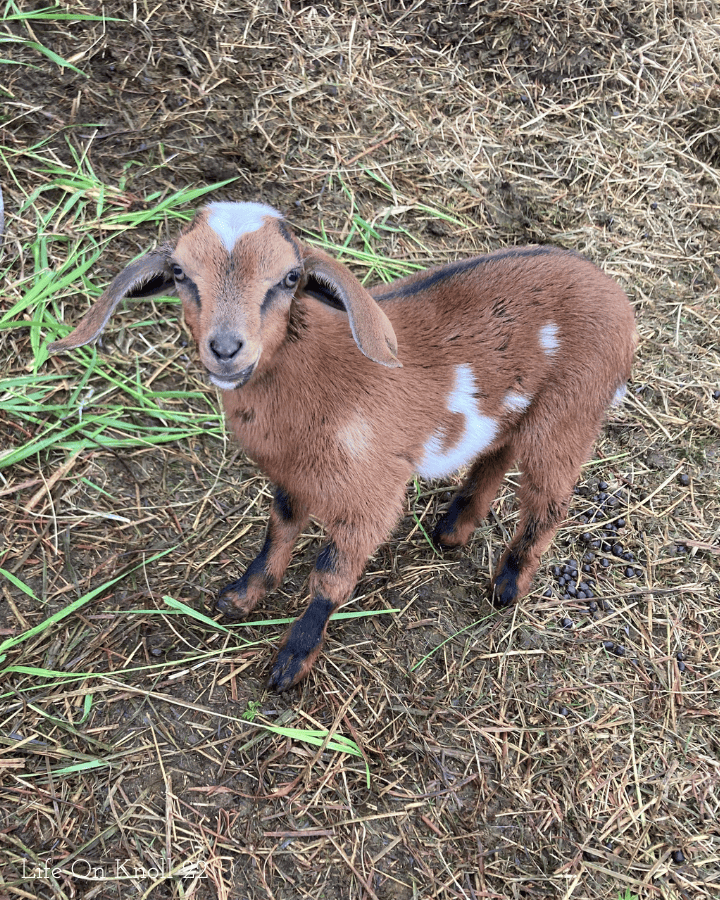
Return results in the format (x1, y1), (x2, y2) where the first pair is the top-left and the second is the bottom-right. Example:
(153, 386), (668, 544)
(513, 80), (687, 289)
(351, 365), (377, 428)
(162, 595), (230, 632)
(0, 569), (39, 601)
(17, 39), (87, 76)
(0, 548), (175, 661)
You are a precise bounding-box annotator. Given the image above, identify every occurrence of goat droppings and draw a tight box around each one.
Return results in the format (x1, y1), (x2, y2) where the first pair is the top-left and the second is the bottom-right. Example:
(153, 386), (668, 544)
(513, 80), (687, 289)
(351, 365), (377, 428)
(48, 201), (636, 690)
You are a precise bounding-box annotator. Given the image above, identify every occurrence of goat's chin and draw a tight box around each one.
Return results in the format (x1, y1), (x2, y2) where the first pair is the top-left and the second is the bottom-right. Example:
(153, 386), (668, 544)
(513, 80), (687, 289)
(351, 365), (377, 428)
(207, 361), (257, 391)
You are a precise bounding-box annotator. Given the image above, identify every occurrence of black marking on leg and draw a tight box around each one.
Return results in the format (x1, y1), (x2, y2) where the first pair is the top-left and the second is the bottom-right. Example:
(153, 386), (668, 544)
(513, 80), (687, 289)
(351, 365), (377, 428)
(492, 509), (558, 608)
(315, 541), (338, 573)
(215, 532), (273, 618)
(274, 487), (294, 522)
(244, 535), (272, 582)
(513, 505), (563, 559)
(268, 594), (334, 691)
(515, 516), (540, 557)
(546, 500), (566, 527)
(433, 492), (472, 549)
(492, 550), (521, 608)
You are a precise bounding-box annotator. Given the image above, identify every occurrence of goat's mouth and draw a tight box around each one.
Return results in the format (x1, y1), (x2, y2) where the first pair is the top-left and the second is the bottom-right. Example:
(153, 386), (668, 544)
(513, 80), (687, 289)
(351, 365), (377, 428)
(207, 361), (257, 391)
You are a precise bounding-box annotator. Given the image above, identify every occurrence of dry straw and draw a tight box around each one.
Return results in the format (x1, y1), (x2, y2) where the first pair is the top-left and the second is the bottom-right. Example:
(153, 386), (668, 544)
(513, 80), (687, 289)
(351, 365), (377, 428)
(1, 1), (718, 898)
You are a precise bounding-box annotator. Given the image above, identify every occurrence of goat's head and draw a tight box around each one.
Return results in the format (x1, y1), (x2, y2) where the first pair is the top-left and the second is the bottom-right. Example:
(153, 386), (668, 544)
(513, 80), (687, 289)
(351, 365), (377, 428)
(49, 202), (401, 381)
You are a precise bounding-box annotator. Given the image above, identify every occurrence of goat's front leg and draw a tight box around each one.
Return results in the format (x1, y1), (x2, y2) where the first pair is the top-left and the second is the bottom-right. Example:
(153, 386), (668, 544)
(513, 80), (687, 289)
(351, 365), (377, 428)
(267, 513), (394, 691)
(215, 488), (309, 620)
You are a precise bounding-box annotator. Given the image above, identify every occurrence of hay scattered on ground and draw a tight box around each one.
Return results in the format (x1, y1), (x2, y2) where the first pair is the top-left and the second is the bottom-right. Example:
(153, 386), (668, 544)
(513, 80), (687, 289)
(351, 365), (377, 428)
(1, 2), (718, 898)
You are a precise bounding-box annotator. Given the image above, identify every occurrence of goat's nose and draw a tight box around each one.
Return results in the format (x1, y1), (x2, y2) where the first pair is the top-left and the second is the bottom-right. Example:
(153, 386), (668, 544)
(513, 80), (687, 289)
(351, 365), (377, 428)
(209, 334), (244, 362)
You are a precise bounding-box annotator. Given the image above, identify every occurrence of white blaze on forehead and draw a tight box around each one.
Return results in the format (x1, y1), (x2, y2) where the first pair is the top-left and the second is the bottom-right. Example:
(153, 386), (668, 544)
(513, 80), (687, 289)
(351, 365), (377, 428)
(417, 363), (498, 480)
(539, 322), (560, 355)
(206, 202), (282, 253)
(504, 391), (531, 413)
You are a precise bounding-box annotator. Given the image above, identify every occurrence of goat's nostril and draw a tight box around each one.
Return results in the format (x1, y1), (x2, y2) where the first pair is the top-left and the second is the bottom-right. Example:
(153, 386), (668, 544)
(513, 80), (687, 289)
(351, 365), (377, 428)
(209, 335), (244, 361)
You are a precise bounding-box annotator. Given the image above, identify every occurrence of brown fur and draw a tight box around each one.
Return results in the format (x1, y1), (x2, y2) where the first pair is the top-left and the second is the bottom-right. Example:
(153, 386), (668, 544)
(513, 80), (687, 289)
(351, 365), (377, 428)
(49, 203), (636, 690)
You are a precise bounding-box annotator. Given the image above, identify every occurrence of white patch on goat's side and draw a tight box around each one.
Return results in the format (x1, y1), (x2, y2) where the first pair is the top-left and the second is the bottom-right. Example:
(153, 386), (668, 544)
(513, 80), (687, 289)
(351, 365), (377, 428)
(539, 322), (560, 356)
(503, 391), (531, 413)
(337, 414), (373, 460)
(206, 202), (282, 253)
(417, 364), (498, 480)
(611, 383), (627, 407)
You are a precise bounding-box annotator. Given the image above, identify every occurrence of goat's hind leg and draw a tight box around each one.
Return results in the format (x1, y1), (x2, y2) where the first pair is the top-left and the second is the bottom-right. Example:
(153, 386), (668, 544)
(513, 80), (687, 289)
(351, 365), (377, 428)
(434, 443), (514, 549)
(215, 487), (309, 620)
(491, 490), (570, 607)
(491, 437), (595, 607)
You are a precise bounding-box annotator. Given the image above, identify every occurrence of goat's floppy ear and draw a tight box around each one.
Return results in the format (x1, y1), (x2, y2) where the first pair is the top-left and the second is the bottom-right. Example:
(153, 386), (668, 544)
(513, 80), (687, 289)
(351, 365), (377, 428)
(301, 245), (401, 368)
(48, 244), (175, 353)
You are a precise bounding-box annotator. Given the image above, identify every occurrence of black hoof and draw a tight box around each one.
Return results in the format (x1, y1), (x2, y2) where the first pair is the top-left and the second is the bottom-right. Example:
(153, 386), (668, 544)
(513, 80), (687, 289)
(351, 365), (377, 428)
(267, 595), (334, 691)
(431, 521), (459, 553)
(267, 645), (309, 692)
(492, 554), (520, 608)
(214, 582), (249, 620)
(432, 495), (471, 552)
(432, 530), (449, 552)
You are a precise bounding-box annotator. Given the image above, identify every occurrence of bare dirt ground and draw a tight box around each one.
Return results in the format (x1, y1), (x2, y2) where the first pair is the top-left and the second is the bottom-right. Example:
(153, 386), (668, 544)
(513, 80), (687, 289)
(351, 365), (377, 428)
(1, 2), (719, 899)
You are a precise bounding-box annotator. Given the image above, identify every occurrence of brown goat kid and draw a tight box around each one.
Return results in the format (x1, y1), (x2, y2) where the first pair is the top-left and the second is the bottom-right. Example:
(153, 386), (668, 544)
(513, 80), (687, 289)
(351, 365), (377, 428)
(49, 202), (636, 690)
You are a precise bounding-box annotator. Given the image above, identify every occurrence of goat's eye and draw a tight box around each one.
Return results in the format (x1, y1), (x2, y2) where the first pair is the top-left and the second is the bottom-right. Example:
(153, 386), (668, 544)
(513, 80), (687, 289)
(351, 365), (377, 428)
(283, 270), (300, 289)
(172, 264), (185, 282)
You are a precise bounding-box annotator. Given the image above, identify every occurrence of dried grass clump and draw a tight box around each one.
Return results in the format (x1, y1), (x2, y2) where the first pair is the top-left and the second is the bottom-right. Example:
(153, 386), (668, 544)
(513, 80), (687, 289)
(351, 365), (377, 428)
(1, 1), (718, 898)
